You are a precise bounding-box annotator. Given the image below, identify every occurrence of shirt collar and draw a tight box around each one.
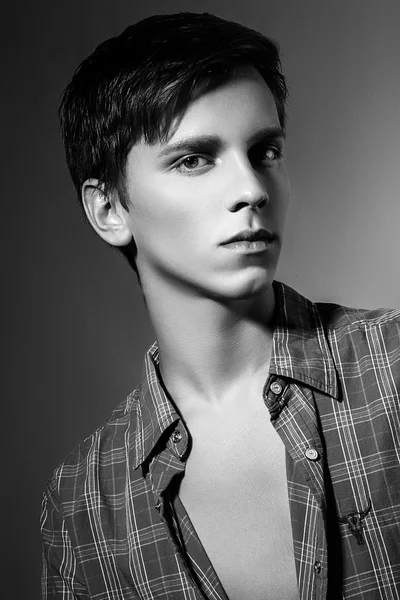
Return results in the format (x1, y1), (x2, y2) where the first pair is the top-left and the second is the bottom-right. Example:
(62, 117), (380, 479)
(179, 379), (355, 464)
(132, 280), (338, 468)
(271, 281), (338, 398)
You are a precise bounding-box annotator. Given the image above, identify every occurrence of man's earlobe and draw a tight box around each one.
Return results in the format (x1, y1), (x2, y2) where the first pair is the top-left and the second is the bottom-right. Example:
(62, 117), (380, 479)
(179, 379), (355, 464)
(81, 179), (132, 247)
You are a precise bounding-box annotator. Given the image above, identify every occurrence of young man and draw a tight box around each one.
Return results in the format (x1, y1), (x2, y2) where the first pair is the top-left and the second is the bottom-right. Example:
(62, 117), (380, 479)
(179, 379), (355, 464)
(41, 12), (400, 600)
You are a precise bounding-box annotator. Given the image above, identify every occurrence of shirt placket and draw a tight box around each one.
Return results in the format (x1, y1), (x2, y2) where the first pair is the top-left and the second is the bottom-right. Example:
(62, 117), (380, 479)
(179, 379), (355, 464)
(263, 375), (329, 600)
(153, 423), (230, 600)
(149, 421), (208, 600)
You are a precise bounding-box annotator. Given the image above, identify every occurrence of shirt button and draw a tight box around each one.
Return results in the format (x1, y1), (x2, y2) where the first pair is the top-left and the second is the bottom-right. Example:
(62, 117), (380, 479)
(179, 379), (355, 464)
(270, 382), (283, 394)
(172, 430), (182, 443)
(314, 560), (321, 574)
(155, 500), (161, 512)
(305, 447), (319, 461)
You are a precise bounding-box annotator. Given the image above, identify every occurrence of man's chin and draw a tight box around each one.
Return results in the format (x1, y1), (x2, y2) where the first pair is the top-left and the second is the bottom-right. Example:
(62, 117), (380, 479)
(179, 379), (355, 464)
(207, 272), (274, 303)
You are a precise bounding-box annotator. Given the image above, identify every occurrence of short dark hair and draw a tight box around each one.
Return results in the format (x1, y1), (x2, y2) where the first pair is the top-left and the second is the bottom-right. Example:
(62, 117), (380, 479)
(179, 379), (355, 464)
(59, 12), (288, 274)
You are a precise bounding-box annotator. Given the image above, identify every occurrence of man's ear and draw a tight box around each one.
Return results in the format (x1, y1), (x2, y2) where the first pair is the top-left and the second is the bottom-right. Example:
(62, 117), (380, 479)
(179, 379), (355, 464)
(82, 179), (132, 247)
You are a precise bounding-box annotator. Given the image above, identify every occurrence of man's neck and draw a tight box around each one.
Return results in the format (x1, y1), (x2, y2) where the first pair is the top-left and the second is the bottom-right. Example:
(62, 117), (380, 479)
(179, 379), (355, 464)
(144, 281), (276, 409)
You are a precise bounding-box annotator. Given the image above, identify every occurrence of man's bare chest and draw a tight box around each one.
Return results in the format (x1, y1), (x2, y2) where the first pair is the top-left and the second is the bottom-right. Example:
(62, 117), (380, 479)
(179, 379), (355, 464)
(178, 396), (299, 600)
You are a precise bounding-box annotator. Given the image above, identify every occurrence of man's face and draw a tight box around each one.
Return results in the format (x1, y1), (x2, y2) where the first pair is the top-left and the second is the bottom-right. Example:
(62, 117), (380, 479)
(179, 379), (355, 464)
(123, 66), (290, 301)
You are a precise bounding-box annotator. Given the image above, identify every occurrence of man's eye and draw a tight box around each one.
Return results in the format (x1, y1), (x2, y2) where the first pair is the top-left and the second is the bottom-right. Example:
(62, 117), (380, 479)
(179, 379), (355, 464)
(175, 155), (209, 172)
(263, 146), (282, 161)
(265, 148), (278, 160)
(252, 145), (282, 163)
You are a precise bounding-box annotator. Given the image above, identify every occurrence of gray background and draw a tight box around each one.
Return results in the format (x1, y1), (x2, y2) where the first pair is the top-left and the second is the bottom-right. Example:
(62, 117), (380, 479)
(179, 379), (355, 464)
(2, 0), (400, 597)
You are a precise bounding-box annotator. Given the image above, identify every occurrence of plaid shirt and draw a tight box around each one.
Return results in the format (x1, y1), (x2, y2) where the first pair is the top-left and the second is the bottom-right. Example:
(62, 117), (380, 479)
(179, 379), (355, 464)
(41, 281), (400, 599)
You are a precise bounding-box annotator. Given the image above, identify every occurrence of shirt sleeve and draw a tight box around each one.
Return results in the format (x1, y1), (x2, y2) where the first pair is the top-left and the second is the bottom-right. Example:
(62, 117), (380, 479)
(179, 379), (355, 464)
(41, 485), (88, 599)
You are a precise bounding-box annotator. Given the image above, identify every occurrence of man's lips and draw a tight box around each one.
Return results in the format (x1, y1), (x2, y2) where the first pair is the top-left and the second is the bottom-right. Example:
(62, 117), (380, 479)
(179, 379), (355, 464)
(220, 228), (275, 245)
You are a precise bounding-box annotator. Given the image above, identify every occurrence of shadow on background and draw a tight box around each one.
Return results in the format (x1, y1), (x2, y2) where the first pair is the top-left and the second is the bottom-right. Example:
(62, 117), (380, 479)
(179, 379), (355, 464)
(2, 0), (400, 597)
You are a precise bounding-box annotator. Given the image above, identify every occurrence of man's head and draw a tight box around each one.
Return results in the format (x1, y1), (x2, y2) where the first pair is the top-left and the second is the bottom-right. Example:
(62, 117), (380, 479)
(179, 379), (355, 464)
(60, 12), (290, 300)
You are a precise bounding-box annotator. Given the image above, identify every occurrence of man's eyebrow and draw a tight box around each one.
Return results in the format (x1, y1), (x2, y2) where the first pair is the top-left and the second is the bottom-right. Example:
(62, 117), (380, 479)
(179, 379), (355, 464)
(156, 135), (223, 158)
(248, 126), (286, 146)
(156, 126), (286, 159)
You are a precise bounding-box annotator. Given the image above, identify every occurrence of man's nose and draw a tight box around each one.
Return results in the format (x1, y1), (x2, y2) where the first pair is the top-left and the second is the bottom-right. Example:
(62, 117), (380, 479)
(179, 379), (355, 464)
(224, 156), (269, 212)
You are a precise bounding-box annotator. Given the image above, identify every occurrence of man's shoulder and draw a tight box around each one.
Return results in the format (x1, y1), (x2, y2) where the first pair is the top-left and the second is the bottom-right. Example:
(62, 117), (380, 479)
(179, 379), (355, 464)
(44, 387), (142, 504)
(314, 299), (400, 333)
(313, 298), (400, 368)
(278, 280), (400, 334)
(279, 283), (400, 396)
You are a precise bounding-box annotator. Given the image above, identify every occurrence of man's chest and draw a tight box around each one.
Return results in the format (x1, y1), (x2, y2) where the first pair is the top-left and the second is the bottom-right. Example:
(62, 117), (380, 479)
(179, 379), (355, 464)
(178, 396), (299, 600)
